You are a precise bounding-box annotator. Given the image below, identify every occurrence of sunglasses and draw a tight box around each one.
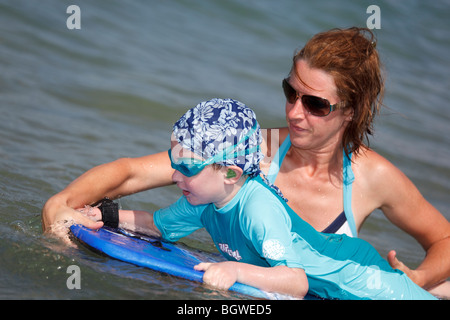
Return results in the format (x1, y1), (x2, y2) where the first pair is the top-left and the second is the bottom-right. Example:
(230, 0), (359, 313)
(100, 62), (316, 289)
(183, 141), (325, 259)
(282, 78), (345, 117)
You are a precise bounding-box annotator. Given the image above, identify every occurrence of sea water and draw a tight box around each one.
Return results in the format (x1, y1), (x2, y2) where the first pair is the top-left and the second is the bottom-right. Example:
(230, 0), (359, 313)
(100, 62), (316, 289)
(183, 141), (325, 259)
(0, 0), (449, 299)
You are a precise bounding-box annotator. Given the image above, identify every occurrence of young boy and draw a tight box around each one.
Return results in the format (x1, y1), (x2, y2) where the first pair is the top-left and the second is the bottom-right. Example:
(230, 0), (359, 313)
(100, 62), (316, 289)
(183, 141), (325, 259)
(81, 98), (436, 300)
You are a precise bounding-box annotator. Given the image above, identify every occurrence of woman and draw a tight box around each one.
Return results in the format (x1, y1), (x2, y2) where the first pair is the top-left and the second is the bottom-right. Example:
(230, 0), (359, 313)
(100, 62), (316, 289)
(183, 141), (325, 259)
(42, 27), (450, 295)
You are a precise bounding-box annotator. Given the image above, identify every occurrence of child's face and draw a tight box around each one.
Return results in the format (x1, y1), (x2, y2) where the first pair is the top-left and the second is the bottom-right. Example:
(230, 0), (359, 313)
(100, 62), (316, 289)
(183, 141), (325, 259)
(170, 144), (229, 207)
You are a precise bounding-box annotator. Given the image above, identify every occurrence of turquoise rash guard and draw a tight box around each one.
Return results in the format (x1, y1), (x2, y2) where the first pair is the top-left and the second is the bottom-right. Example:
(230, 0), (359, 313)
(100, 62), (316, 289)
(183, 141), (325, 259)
(154, 176), (436, 300)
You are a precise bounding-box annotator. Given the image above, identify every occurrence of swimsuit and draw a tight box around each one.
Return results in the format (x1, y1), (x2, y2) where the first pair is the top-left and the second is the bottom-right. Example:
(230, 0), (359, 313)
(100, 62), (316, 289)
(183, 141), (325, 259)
(266, 134), (357, 237)
(153, 176), (436, 300)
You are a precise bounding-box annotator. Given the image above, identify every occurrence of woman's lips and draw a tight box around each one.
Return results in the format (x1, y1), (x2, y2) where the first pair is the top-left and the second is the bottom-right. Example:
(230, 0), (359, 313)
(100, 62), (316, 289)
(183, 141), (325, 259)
(289, 122), (307, 133)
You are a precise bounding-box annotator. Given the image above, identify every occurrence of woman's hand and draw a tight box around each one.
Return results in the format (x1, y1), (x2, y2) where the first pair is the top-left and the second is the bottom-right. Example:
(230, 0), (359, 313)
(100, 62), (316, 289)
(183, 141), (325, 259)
(76, 205), (103, 222)
(387, 250), (417, 281)
(388, 250), (450, 299)
(42, 198), (103, 243)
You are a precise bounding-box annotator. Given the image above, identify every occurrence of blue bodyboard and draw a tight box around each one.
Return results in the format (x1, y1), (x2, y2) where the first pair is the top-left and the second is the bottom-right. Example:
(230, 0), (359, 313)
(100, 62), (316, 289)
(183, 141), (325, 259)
(70, 224), (282, 299)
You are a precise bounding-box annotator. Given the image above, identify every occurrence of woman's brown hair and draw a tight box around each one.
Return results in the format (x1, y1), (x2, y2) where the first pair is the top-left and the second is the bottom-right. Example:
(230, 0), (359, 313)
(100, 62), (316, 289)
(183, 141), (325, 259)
(291, 27), (384, 158)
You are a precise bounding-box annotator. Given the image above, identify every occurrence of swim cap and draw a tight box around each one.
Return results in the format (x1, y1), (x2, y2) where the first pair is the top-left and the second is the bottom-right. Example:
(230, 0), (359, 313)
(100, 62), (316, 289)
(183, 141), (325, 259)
(172, 98), (263, 177)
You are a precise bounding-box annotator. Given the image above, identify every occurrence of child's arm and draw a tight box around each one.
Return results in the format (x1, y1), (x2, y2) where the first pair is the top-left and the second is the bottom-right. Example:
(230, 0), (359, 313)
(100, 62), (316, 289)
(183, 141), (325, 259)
(117, 209), (162, 237)
(78, 206), (161, 237)
(194, 261), (308, 298)
(78, 196), (204, 240)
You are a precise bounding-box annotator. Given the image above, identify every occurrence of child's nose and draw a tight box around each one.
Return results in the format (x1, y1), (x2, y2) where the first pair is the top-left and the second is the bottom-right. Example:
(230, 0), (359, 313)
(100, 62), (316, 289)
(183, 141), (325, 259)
(172, 169), (182, 183)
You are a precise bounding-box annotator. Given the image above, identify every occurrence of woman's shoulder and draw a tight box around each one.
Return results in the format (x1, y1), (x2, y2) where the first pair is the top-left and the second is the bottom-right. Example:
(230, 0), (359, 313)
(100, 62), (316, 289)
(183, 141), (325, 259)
(353, 147), (398, 176)
(352, 147), (408, 200)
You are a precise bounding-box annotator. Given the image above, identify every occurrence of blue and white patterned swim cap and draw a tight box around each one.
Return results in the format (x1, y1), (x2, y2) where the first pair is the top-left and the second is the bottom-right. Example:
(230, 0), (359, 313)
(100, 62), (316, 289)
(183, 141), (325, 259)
(172, 98), (263, 177)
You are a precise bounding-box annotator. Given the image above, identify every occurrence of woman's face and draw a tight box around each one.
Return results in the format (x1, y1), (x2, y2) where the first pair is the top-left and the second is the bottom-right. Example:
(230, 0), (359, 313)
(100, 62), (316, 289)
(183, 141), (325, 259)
(285, 59), (352, 152)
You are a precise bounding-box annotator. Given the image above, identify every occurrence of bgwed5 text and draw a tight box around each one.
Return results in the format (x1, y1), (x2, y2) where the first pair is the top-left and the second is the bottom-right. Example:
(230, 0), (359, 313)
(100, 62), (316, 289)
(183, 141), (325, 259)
(222, 304), (271, 315)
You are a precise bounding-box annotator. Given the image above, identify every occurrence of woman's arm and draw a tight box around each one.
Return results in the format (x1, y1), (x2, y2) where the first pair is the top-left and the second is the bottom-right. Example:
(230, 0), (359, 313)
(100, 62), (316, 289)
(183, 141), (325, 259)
(194, 262), (308, 298)
(358, 150), (450, 290)
(42, 151), (174, 233)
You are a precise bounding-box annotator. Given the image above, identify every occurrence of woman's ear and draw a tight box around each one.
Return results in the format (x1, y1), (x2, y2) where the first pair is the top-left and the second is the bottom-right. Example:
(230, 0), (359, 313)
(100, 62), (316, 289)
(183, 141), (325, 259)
(223, 166), (243, 184)
(344, 108), (354, 122)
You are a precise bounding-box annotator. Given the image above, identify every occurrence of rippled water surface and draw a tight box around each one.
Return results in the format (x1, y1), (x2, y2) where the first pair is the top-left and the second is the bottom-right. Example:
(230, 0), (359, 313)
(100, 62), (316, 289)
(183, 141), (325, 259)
(1, 0), (449, 299)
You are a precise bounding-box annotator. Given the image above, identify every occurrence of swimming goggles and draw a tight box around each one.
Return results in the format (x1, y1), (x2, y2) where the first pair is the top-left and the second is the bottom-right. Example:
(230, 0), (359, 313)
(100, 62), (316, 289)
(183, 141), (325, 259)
(282, 78), (345, 117)
(169, 122), (259, 177)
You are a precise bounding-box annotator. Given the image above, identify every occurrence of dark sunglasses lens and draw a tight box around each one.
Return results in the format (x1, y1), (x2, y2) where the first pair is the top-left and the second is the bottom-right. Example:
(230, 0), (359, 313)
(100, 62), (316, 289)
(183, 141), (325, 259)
(282, 79), (332, 117)
(301, 95), (331, 117)
(282, 79), (296, 104)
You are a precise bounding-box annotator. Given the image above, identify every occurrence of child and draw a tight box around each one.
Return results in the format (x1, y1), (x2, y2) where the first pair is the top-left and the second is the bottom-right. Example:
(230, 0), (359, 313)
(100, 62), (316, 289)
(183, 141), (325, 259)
(82, 98), (436, 300)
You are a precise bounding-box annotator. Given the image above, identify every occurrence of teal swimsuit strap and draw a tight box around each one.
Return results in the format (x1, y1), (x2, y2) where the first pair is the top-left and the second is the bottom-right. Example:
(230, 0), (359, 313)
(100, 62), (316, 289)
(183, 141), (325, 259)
(266, 133), (291, 184)
(343, 152), (358, 237)
(267, 134), (358, 237)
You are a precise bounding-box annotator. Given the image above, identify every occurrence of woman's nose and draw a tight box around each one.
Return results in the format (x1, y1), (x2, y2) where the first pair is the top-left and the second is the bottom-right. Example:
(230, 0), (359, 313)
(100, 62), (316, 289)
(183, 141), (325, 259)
(286, 98), (307, 119)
